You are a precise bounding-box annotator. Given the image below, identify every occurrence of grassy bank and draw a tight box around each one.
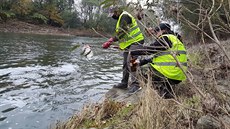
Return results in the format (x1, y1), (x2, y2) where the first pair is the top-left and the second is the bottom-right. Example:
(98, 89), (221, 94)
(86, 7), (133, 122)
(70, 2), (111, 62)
(52, 40), (230, 129)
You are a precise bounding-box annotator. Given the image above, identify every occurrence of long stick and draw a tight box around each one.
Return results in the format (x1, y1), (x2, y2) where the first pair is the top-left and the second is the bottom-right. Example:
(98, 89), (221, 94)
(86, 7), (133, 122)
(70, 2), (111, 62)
(92, 28), (111, 39)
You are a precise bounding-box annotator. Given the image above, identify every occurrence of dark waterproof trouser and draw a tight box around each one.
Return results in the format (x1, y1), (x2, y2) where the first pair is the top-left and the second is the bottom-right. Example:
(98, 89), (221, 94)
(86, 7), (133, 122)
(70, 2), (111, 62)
(120, 41), (144, 86)
(131, 66), (181, 98)
(121, 50), (129, 85)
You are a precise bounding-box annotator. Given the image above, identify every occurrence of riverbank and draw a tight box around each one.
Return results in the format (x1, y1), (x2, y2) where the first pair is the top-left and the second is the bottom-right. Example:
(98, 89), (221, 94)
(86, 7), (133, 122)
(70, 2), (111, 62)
(53, 40), (230, 129)
(0, 20), (109, 37)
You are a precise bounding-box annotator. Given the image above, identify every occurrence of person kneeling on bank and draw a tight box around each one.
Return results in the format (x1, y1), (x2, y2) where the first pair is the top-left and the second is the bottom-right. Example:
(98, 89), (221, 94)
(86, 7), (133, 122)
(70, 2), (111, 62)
(129, 23), (187, 98)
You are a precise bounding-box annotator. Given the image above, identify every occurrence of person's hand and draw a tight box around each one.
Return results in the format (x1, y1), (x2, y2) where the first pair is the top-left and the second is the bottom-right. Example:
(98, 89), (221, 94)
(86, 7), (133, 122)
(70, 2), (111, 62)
(145, 27), (154, 37)
(130, 58), (140, 72)
(130, 58), (140, 66)
(134, 59), (140, 65)
(102, 38), (114, 49)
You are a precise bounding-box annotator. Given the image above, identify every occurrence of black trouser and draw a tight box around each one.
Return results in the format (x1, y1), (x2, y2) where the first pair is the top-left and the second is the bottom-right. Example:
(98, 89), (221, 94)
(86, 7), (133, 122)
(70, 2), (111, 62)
(149, 68), (181, 95)
(131, 66), (181, 97)
(121, 50), (129, 85)
(120, 41), (144, 86)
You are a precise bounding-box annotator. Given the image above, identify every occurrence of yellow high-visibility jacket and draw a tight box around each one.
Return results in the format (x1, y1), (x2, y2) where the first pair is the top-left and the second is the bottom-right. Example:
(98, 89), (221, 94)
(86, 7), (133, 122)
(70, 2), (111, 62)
(116, 11), (144, 50)
(150, 34), (187, 81)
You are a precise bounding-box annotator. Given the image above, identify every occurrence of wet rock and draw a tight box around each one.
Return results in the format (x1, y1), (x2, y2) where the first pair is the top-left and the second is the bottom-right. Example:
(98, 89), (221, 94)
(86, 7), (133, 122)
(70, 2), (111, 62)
(196, 115), (221, 129)
(0, 116), (7, 121)
(1, 106), (17, 113)
(105, 88), (142, 104)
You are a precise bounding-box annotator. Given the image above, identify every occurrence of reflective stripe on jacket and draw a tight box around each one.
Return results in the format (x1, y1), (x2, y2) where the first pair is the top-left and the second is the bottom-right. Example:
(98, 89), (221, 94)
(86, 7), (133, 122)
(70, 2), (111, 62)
(115, 11), (144, 50)
(150, 34), (187, 81)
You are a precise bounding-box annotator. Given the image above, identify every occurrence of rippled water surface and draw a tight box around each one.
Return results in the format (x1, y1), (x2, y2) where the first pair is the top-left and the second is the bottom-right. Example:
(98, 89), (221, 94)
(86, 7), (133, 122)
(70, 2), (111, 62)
(0, 32), (123, 129)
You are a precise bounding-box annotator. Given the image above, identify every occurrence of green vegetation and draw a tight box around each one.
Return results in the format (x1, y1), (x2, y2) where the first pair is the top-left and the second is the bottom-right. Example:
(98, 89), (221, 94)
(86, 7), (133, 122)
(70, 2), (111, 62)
(0, 0), (116, 33)
(0, 11), (15, 22)
(31, 13), (48, 24)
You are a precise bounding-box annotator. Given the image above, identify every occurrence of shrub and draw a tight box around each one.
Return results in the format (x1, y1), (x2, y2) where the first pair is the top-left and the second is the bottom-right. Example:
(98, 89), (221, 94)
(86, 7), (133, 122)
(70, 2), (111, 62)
(0, 11), (15, 22)
(31, 13), (48, 24)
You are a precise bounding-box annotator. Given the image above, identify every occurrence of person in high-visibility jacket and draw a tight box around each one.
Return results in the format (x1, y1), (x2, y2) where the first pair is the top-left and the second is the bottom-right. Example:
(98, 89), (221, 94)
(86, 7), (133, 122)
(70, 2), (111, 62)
(102, 6), (145, 90)
(130, 23), (187, 98)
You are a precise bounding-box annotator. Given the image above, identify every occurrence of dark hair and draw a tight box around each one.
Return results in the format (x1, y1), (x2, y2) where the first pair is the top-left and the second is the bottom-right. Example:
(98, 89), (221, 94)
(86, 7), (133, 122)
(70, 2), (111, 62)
(154, 23), (171, 32)
(108, 6), (124, 13)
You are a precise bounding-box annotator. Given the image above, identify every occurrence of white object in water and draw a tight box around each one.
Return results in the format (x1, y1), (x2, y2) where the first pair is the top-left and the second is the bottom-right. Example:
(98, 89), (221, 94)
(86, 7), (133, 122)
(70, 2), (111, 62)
(81, 44), (93, 58)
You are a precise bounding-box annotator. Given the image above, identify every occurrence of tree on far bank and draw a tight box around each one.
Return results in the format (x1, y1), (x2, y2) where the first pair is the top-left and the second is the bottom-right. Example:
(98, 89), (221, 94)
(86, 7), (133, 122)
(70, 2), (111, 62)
(79, 0), (116, 32)
(0, 0), (117, 33)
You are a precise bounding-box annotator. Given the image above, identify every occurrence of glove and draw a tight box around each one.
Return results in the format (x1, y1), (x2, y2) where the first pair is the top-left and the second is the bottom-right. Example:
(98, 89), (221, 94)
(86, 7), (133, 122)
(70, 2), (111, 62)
(130, 58), (140, 72)
(130, 58), (140, 66)
(102, 38), (114, 49)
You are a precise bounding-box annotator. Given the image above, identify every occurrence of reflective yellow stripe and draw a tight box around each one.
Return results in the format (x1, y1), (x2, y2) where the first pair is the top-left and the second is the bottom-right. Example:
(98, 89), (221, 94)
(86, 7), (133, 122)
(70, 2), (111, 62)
(125, 31), (142, 41)
(130, 26), (138, 32)
(154, 62), (187, 66)
(154, 50), (187, 57)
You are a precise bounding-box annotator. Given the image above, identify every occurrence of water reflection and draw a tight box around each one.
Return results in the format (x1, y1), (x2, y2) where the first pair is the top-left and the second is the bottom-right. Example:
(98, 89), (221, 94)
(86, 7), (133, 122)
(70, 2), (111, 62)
(0, 32), (122, 129)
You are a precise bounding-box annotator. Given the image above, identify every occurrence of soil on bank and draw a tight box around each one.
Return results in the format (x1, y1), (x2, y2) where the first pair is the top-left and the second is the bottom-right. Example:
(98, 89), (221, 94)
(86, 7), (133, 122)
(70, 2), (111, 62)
(0, 20), (110, 37)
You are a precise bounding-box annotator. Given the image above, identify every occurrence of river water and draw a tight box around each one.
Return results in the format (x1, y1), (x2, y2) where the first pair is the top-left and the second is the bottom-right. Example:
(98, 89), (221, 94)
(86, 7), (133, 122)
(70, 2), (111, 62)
(0, 32), (122, 129)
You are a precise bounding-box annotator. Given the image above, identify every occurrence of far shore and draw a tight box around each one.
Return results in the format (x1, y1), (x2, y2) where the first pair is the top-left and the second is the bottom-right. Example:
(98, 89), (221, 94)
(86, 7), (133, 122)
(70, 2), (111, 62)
(0, 20), (111, 38)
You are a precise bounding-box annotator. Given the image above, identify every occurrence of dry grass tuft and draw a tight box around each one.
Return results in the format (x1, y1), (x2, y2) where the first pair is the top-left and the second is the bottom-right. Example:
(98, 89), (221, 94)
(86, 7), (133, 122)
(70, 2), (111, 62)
(129, 75), (203, 129)
(52, 100), (136, 129)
